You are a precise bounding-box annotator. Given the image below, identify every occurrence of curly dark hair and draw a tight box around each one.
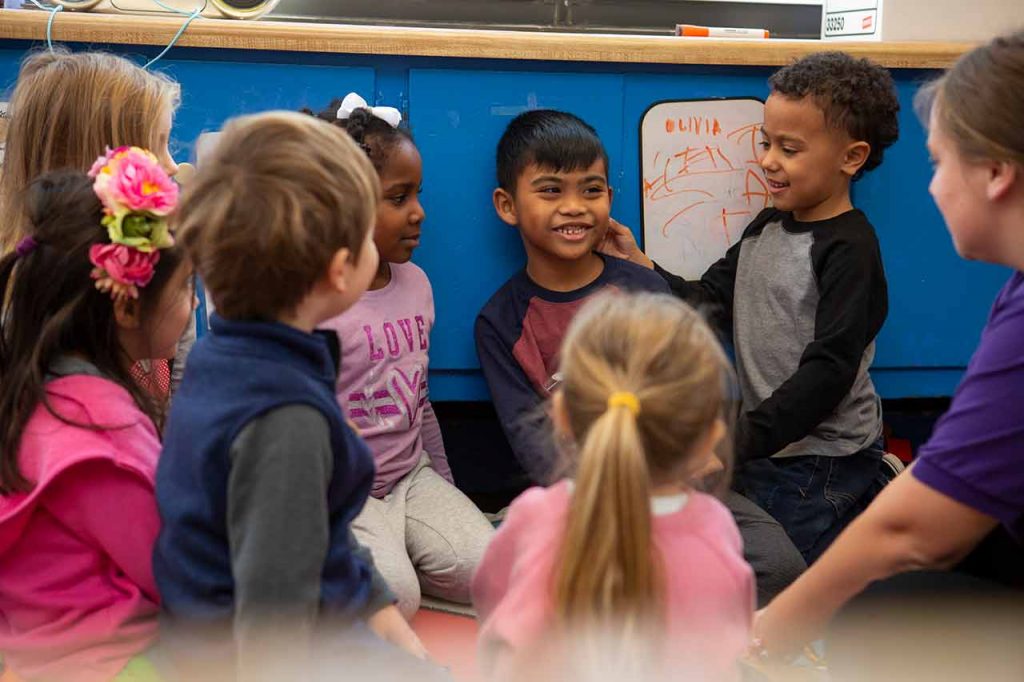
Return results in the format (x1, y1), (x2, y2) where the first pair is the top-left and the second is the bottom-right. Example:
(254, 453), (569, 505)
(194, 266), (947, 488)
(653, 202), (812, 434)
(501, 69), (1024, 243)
(301, 99), (412, 172)
(769, 52), (900, 179)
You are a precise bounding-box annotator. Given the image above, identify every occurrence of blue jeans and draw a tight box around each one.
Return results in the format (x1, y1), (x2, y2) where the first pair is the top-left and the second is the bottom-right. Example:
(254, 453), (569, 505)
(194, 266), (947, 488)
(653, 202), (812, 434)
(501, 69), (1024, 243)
(736, 443), (886, 564)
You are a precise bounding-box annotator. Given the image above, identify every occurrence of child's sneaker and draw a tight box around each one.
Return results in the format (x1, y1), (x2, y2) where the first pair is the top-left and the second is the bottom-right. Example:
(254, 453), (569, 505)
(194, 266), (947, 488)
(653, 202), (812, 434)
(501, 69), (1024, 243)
(881, 452), (906, 481)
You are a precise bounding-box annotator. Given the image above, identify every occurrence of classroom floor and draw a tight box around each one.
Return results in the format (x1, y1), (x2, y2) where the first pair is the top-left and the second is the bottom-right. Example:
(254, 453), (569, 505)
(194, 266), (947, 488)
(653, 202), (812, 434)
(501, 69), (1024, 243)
(411, 609), (480, 682)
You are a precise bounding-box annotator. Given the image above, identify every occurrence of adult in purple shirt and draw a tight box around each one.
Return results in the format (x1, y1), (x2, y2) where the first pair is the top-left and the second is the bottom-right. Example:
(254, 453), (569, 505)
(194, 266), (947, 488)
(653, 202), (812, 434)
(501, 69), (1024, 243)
(754, 30), (1024, 663)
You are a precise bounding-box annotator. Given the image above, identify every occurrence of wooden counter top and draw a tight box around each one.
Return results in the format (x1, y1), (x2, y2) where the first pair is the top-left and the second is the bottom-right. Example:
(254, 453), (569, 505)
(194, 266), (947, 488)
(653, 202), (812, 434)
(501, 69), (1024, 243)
(0, 9), (971, 69)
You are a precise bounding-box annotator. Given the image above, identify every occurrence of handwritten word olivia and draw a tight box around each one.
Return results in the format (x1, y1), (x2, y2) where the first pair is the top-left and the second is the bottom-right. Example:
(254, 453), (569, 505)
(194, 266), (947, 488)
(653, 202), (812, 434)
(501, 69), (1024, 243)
(665, 116), (723, 136)
(363, 316), (428, 362)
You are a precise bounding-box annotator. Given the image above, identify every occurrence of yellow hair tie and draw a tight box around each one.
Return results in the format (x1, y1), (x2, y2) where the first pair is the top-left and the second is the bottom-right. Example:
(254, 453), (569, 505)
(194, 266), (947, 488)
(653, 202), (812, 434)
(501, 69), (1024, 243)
(607, 391), (640, 416)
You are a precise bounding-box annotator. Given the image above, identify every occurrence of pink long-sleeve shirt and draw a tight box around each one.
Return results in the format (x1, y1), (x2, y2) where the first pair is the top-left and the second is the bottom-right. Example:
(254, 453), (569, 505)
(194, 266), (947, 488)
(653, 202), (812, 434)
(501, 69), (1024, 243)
(321, 261), (452, 497)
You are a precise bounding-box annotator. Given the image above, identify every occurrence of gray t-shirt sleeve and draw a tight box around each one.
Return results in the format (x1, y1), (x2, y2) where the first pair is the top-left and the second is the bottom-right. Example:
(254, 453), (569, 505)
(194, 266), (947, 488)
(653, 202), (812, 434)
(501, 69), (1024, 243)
(228, 404), (332, 668)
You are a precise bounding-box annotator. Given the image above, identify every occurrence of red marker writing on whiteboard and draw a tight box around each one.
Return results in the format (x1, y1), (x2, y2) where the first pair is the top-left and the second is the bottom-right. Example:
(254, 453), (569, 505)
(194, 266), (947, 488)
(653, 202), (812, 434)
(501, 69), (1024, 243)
(675, 24), (771, 39)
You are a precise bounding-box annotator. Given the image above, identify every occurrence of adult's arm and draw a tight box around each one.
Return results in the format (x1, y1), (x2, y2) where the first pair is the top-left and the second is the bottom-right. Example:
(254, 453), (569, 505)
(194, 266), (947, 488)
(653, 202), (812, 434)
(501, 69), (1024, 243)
(754, 470), (998, 658)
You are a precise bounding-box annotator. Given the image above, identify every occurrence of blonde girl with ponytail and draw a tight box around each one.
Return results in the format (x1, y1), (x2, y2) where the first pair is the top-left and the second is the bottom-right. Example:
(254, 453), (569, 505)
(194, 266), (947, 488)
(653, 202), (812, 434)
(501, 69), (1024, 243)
(472, 292), (754, 681)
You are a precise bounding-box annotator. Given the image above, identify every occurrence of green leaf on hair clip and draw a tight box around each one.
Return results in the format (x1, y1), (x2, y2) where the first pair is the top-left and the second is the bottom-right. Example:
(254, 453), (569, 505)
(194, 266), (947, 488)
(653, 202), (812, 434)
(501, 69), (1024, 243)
(103, 212), (174, 253)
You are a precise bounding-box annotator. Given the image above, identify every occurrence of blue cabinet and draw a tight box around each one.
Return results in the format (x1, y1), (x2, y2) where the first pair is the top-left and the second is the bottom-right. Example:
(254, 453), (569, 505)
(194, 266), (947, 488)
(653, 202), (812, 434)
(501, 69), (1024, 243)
(0, 44), (1004, 399)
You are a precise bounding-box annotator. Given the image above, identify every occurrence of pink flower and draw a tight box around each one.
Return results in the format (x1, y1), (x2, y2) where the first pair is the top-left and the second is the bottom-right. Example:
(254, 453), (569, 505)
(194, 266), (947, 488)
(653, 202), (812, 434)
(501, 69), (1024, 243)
(92, 147), (178, 217)
(90, 146), (146, 179)
(87, 149), (113, 178)
(89, 243), (161, 291)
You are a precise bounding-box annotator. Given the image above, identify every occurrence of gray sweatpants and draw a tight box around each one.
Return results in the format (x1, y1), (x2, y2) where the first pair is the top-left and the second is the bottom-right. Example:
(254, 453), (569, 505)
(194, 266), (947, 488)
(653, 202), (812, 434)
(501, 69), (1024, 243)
(352, 455), (495, 619)
(725, 490), (807, 607)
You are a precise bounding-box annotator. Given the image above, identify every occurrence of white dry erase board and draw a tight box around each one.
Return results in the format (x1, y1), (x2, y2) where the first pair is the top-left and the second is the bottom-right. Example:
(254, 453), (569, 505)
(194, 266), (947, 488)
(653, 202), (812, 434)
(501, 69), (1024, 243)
(640, 98), (769, 279)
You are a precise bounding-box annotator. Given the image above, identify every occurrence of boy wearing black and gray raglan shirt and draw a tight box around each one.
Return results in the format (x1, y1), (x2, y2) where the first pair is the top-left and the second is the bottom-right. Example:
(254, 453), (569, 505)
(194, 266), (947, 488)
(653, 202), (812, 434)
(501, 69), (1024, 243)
(605, 52), (902, 563)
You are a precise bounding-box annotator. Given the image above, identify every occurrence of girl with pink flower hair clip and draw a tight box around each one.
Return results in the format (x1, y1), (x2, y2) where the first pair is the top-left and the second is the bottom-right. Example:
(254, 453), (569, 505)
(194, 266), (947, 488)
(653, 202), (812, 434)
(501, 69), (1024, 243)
(0, 49), (193, 402)
(0, 149), (196, 682)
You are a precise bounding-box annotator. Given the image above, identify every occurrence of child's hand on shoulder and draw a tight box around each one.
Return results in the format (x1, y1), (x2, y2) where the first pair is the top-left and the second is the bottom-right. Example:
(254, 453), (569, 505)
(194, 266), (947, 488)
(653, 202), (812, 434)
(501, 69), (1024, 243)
(598, 219), (654, 270)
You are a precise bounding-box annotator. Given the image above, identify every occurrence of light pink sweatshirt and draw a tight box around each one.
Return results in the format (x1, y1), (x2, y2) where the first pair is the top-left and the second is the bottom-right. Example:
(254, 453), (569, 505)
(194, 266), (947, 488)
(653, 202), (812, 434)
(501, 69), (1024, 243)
(472, 481), (755, 680)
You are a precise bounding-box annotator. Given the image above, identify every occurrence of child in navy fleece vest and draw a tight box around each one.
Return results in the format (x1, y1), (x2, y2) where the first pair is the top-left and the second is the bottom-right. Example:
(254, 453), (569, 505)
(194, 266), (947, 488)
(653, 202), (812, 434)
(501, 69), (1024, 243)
(154, 112), (436, 680)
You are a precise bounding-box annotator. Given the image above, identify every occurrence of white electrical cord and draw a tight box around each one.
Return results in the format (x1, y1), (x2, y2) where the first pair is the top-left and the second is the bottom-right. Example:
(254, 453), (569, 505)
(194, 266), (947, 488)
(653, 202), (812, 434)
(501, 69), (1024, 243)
(27, 0), (203, 69)
(142, 1), (203, 69)
(26, 0), (63, 51)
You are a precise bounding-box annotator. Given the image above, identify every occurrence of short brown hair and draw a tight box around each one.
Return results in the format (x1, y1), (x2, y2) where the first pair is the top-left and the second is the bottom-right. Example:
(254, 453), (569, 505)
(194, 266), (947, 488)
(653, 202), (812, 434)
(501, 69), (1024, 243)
(176, 111), (379, 320)
(0, 49), (180, 254)
(915, 30), (1024, 168)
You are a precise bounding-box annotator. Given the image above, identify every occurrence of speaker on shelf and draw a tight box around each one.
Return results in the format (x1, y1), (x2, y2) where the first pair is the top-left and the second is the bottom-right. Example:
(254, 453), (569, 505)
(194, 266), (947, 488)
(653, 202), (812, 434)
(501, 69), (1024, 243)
(53, 0), (280, 20)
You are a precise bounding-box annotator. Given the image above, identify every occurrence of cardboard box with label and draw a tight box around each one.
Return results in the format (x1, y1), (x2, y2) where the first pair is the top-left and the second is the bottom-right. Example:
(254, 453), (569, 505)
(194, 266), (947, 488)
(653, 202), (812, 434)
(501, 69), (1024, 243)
(823, 0), (1021, 42)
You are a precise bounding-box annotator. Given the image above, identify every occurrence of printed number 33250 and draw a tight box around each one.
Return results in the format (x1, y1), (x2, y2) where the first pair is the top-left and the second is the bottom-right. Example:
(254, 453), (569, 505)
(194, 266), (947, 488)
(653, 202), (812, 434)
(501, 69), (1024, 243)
(826, 15), (846, 33)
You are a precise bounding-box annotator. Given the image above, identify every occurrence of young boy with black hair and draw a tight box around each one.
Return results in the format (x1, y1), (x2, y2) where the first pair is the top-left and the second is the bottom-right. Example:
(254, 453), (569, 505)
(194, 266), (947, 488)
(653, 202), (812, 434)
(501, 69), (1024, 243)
(604, 52), (903, 563)
(475, 109), (669, 480)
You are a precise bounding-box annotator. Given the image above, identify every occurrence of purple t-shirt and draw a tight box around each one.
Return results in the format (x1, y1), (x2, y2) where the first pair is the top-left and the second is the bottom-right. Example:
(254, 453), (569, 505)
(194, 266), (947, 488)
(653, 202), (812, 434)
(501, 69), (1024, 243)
(912, 271), (1024, 542)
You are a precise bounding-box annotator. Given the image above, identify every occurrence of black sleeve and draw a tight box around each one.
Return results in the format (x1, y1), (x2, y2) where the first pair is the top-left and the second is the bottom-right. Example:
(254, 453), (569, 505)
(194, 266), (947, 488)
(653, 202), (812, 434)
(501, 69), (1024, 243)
(736, 223), (887, 461)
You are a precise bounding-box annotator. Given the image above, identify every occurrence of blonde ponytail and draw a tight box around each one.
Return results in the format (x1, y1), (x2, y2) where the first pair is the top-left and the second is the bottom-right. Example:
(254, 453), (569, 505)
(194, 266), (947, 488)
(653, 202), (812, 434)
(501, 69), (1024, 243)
(550, 291), (732, 652)
(554, 400), (659, 634)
